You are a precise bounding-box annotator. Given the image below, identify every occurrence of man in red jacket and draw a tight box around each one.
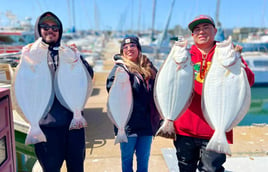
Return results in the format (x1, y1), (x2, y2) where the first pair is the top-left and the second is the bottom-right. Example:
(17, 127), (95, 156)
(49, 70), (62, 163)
(173, 15), (255, 172)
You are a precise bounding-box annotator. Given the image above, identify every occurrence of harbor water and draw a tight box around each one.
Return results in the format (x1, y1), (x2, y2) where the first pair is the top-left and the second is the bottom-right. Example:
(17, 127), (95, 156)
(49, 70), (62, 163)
(239, 86), (268, 126)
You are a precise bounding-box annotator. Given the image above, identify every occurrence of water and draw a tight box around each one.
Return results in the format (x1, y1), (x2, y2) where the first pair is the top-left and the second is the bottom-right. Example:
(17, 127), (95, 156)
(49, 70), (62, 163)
(239, 86), (268, 125)
(16, 152), (36, 172)
(15, 131), (37, 172)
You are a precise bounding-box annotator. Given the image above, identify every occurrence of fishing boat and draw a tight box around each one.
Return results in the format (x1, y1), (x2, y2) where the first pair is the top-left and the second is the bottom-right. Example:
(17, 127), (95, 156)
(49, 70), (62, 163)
(235, 42), (268, 52)
(234, 31), (268, 52)
(0, 30), (34, 67)
(242, 51), (268, 86)
(0, 30), (34, 53)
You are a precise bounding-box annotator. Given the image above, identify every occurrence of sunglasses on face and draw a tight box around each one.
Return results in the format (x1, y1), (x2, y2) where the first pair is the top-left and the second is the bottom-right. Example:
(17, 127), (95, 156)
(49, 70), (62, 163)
(40, 24), (59, 32)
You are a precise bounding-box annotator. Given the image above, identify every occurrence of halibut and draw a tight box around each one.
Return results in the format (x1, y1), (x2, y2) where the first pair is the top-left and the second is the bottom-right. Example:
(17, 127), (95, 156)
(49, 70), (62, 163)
(55, 45), (93, 130)
(107, 67), (133, 144)
(202, 36), (251, 155)
(14, 38), (53, 145)
(154, 41), (194, 139)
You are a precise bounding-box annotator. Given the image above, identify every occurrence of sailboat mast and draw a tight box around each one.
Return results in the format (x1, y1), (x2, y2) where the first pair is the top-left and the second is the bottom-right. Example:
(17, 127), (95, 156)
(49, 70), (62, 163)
(138, 0), (141, 33)
(215, 0), (220, 27)
(94, 0), (100, 31)
(157, 0), (175, 47)
(151, 0), (156, 42)
(72, 0), (76, 32)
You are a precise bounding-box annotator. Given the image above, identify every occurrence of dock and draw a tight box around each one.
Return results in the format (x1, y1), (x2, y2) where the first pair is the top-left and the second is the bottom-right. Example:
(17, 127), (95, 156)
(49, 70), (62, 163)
(11, 39), (268, 171)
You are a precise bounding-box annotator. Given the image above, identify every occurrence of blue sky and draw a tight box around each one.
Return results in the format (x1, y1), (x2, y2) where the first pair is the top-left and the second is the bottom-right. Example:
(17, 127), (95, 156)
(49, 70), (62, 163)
(0, 0), (267, 31)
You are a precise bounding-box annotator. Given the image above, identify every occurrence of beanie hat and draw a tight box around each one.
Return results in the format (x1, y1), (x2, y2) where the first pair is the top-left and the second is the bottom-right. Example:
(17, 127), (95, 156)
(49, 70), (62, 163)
(188, 14), (215, 32)
(120, 36), (142, 54)
(39, 14), (60, 26)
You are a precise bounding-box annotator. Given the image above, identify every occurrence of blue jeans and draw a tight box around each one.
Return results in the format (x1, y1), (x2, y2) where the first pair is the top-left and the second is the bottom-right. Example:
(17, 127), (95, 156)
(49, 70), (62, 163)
(173, 135), (226, 172)
(120, 135), (153, 172)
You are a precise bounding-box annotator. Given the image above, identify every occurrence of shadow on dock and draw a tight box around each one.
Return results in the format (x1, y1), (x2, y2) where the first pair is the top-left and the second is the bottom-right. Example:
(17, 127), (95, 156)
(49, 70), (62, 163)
(83, 106), (114, 154)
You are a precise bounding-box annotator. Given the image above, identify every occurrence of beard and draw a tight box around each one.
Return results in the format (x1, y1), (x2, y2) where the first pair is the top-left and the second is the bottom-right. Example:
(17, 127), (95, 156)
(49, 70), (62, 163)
(43, 31), (59, 45)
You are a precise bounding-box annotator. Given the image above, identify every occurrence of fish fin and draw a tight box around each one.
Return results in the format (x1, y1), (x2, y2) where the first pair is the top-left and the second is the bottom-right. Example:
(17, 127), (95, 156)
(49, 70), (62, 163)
(114, 129), (128, 145)
(69, 115), (88, 130)
(206, 130), (231, 156)
(156, 119), (176, 140)
(25, 126), (47, 145)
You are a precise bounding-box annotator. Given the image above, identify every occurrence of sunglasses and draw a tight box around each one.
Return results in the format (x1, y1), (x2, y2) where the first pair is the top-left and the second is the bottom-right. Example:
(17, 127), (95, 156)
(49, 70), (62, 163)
(40, 24), (59, 32)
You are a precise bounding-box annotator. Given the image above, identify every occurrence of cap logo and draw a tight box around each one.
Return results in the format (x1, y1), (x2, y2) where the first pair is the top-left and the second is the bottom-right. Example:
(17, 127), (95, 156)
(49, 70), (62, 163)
(125, 38), (131, 44)
(198, 15), (207, 19)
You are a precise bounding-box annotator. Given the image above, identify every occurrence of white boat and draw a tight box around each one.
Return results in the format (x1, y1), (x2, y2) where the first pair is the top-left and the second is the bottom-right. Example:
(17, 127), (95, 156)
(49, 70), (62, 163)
(242, 51), (268, 86)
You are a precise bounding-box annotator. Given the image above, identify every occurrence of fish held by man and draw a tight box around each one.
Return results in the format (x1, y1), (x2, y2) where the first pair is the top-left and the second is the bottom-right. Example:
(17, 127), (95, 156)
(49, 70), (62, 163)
(107, 67), (133, 144)
(54, 45), (93, 130)
(202, 36), (251, 156)
(13, 38), (53, 145)
(154, 40), (194, 139)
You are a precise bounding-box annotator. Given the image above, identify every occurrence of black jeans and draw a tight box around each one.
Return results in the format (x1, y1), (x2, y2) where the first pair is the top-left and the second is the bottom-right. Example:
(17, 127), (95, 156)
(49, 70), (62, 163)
(34, 126), (85, 172)
(173, 135), (226, 172)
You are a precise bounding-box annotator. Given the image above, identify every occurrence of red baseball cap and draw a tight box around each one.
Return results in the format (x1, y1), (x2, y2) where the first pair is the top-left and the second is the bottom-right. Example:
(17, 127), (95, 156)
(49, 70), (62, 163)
(188, 15), (215, 32)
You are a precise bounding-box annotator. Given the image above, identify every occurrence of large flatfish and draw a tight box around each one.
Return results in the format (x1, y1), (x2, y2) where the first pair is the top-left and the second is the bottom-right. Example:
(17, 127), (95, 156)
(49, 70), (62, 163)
(107, 67), (133, 144)
(202, 36), (251, 155)
(13, 38), (53, 145)
(154, 41), (194, 139)
(55, 45), (93, 130)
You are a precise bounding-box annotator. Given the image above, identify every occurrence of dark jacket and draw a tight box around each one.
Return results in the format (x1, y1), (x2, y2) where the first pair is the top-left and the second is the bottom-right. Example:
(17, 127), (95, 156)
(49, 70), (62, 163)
(34, 11), (94, 127)
(106, 55), (161, 136)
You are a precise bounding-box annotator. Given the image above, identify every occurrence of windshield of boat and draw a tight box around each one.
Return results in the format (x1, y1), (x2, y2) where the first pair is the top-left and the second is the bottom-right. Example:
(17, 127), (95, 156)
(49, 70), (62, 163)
(245, 59), (268, 69)
(254, 60), (268, 68)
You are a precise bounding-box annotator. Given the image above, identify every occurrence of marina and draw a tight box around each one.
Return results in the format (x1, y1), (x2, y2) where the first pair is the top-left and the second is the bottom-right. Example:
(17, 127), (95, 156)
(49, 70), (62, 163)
(0, 38), (267, 172)
(0, 0), (268, 170)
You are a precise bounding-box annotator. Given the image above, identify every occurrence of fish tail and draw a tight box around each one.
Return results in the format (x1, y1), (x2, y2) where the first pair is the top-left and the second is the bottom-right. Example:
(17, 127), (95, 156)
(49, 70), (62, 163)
(25, 126), (47, 145)
(69, 116), (88, 130)
(156, 119), (176, 140)
(114, 129), (128, 145)
(206, 130), (231, 156)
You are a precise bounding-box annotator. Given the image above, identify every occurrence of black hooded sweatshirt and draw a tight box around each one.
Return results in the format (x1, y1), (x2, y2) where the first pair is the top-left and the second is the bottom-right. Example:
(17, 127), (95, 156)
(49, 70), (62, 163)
(34, 11), (93, 127)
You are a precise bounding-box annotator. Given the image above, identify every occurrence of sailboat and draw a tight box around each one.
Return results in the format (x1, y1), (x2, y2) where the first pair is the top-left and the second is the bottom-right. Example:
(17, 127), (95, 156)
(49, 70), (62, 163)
(141, 0), (175, 69)
(214, 0), (225, 42)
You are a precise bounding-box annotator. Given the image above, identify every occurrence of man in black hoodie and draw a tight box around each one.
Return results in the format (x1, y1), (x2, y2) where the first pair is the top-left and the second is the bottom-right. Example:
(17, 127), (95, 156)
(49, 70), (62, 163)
(31, 11), (93, 172)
